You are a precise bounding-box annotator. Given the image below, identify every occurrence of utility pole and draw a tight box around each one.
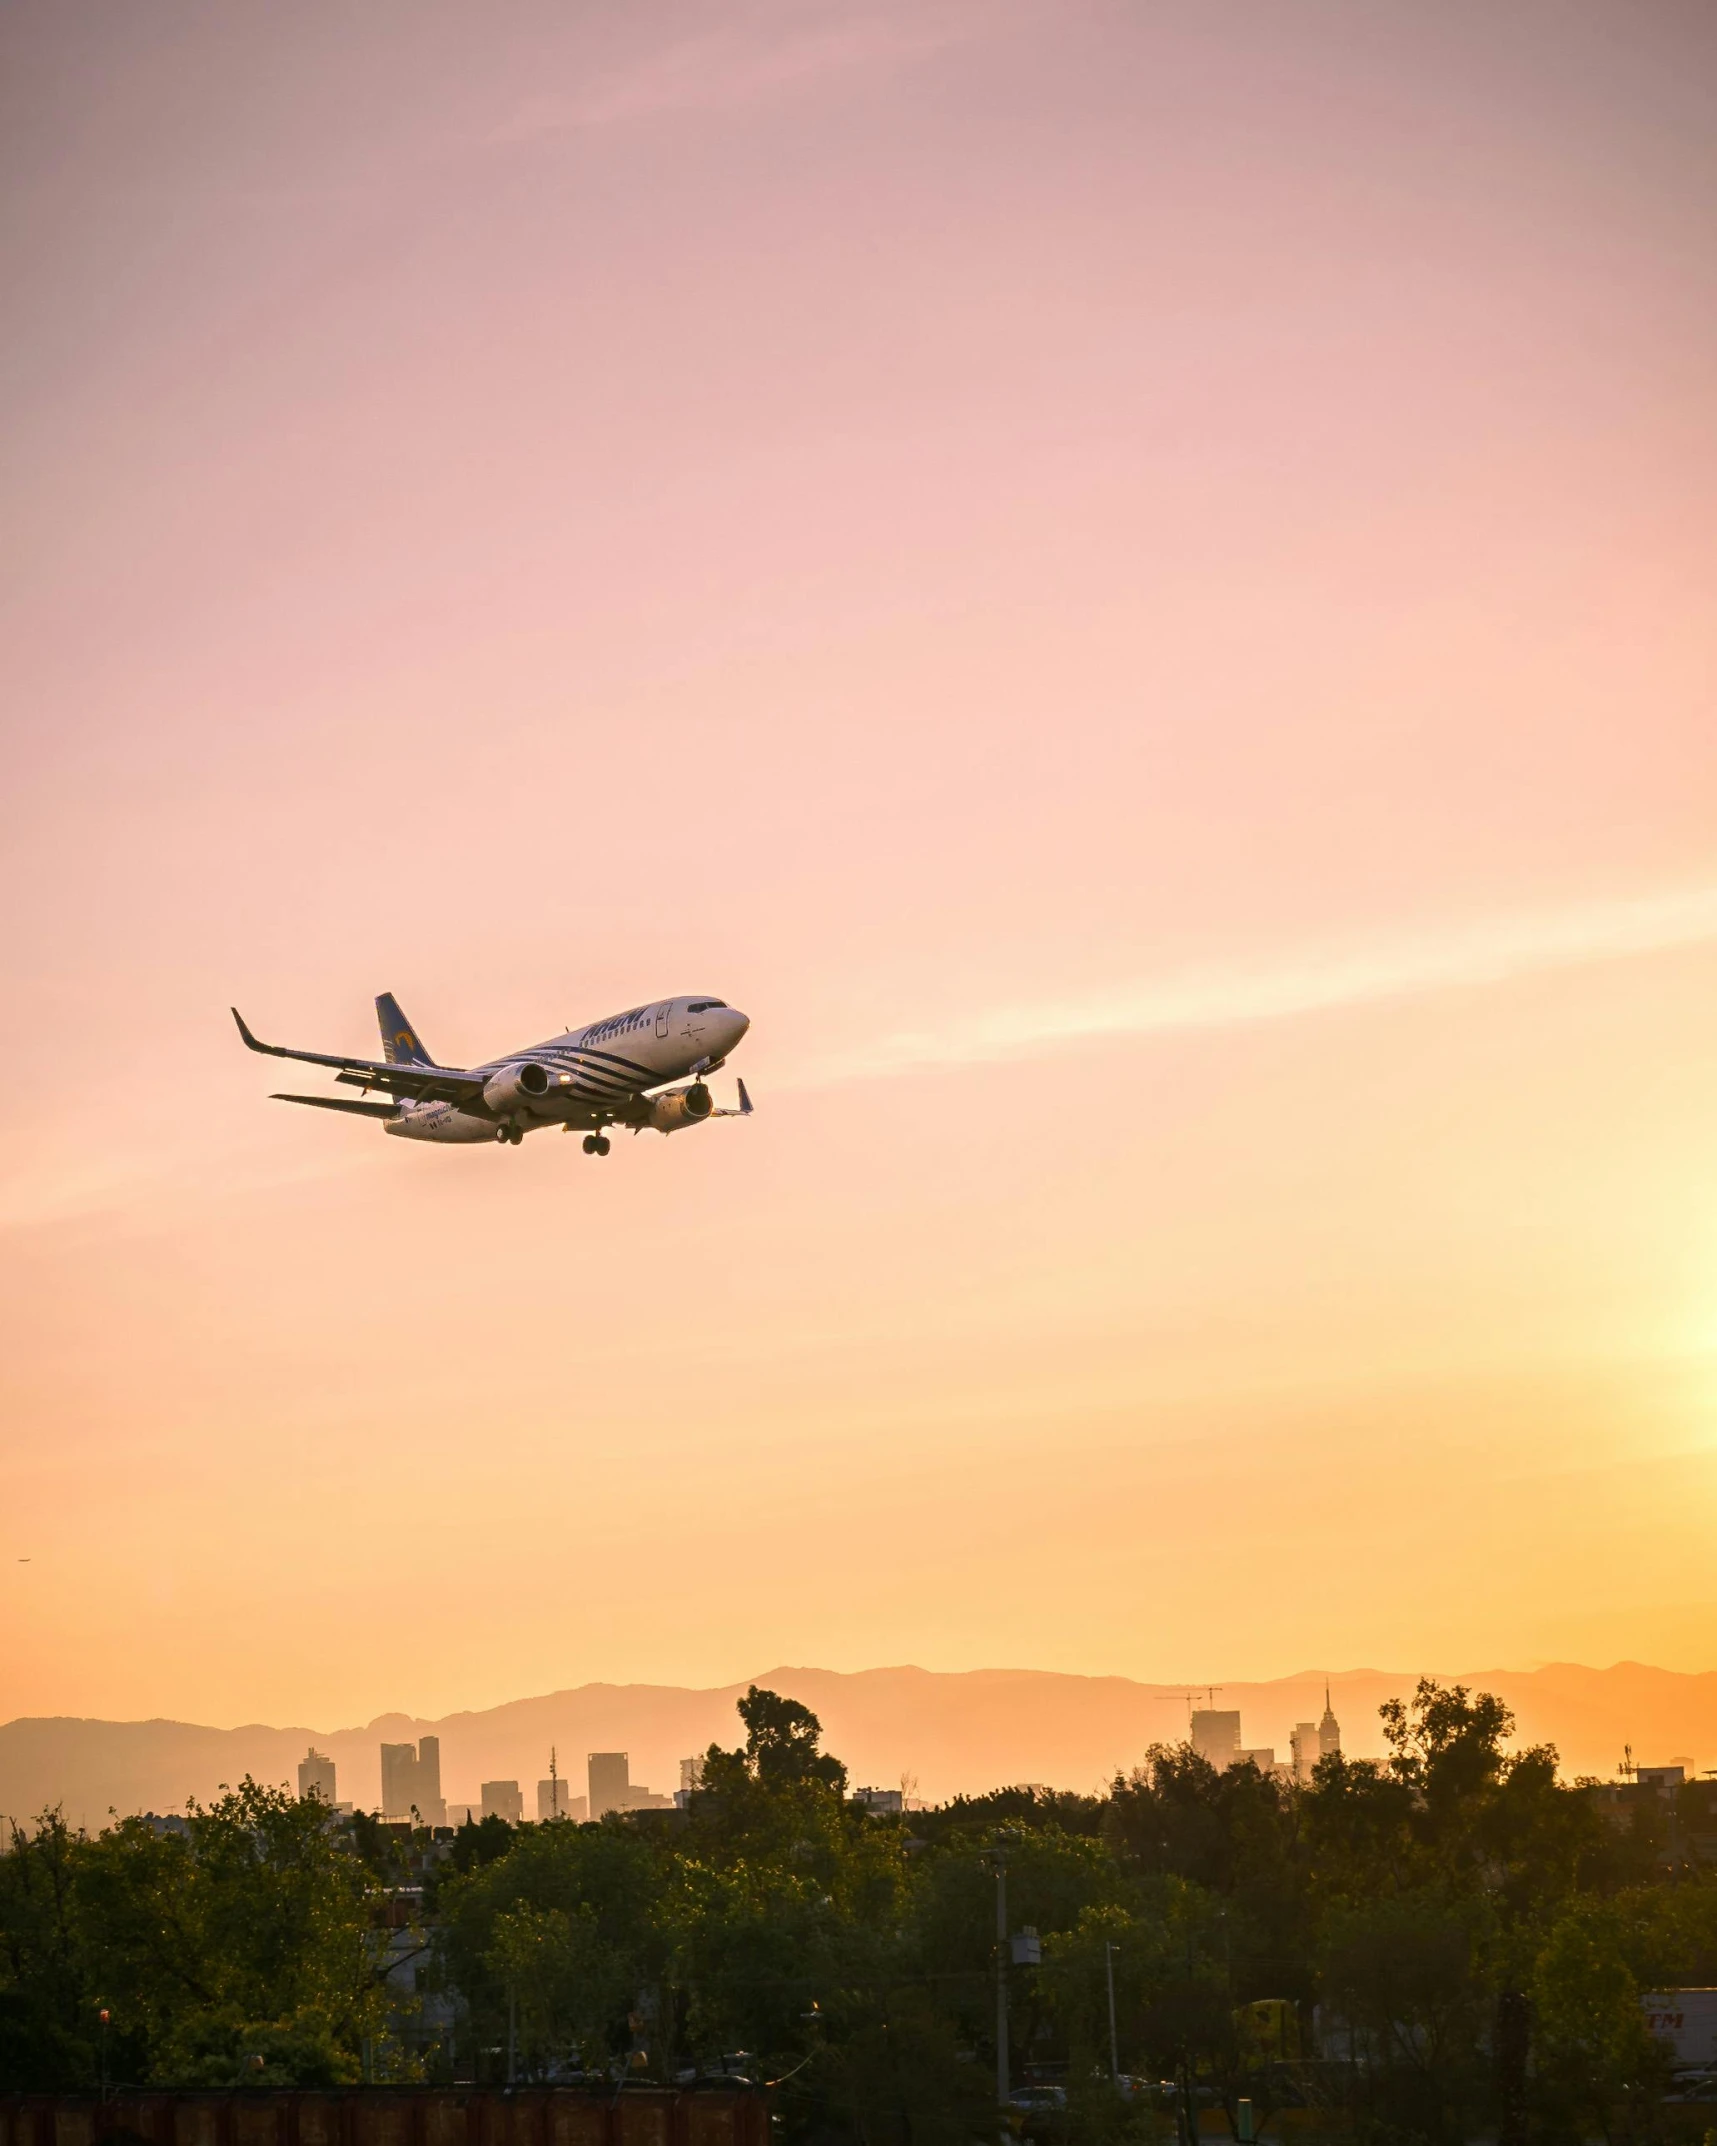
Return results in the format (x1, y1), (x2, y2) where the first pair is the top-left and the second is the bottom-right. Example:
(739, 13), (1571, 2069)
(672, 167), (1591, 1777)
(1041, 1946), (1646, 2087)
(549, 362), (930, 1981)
(549, 1746), (559, 1819)
(1105, 1941), (1120, 2083)
(991, 1838), (1010, 2146)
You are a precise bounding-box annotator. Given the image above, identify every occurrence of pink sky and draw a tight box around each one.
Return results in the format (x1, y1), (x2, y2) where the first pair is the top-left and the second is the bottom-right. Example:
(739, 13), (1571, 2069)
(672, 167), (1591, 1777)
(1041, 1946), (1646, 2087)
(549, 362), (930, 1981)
(2, 0), (1715, 1731)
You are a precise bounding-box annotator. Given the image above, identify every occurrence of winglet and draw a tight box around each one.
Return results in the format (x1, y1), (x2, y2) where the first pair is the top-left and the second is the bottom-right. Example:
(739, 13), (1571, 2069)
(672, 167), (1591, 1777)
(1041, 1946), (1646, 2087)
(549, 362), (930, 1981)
(232, 1007), (266, 1053)
(737, 1077), (753, 1115)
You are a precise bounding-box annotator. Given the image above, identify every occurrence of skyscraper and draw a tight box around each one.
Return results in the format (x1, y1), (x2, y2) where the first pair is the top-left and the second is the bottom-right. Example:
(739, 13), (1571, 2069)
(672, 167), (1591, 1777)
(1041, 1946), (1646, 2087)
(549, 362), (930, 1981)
(1318, 1686), (1342, 1761)
(481, 1780), (524, 1823)
(297, 1747), (336, 1802)
(418, 1735), (444, 1823)
(588, 1751), (631, 1819)
(379, 1737), (446, 1825)
(1189, 1710), (1242, 1771)
(1289, 1723), (1321, 1785)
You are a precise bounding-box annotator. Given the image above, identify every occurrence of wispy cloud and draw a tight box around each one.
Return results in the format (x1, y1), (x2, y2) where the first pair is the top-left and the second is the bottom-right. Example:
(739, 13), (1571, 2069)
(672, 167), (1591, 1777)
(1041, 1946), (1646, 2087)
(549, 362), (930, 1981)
(797, 884), (1717, 1087)
(491, 3), (982, 142)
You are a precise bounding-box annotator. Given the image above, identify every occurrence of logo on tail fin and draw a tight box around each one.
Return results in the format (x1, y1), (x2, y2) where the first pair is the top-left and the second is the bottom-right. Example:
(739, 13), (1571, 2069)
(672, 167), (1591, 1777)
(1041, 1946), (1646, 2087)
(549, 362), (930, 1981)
(375, 993), (434, 1066)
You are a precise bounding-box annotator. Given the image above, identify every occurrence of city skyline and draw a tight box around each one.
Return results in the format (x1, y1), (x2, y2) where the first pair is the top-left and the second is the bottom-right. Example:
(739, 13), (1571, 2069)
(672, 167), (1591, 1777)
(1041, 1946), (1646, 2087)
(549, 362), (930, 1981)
(8, 1661), (1714, 1834)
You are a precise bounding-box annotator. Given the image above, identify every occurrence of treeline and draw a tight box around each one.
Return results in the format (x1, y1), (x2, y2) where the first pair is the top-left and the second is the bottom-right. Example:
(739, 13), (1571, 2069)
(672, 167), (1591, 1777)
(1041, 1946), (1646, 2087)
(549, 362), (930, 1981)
(3, 1680), (1715, 2144)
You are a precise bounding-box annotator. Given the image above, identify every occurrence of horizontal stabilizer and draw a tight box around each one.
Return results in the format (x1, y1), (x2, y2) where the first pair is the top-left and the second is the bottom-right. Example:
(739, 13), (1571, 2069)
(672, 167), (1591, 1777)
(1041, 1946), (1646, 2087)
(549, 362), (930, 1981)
(712, 1077), (754, 1119)
(271, 1092), (398, 1120)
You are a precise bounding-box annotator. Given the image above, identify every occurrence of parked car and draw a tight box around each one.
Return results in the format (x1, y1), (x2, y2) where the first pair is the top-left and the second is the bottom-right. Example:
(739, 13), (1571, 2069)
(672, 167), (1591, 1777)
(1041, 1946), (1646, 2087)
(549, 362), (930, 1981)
(1005, 2084), (1068, 2134)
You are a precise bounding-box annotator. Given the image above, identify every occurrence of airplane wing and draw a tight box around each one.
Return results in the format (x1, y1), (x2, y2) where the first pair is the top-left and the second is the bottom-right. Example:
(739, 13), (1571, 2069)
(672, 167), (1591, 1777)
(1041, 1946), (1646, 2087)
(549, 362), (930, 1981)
(232, 1008), (490, 1106)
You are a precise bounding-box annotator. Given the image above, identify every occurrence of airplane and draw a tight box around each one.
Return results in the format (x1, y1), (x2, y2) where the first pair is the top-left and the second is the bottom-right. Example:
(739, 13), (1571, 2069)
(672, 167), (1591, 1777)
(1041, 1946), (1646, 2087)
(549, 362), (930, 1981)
(232, 991), (752, 1152)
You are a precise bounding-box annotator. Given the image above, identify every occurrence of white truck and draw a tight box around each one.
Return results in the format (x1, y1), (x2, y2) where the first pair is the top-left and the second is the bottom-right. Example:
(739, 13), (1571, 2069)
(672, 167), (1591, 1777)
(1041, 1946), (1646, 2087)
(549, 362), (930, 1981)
(1642, 1991), (1717, 2068)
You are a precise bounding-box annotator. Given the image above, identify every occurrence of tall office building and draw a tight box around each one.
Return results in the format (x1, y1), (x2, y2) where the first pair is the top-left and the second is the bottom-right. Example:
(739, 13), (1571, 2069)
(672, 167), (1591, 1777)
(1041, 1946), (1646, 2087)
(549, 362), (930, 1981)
(418, 1735), (443, 1822)
(379, 1742), (414, 1818)
(379, 1737), (447, 1825)
(481, 1780), (525, 1824)
(1318, 1687), (1342, 1761)
(1190, 1710), (1242, 1771)
(298, 1747), (337, 1803)
(588, 1751), (631, 1820)
(1289, 1723), (1321, 1785)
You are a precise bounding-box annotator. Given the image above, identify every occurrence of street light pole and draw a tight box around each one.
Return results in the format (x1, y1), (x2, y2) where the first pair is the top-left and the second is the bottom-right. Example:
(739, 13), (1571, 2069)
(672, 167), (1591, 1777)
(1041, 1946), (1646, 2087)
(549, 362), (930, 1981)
(993, 1843), (1010, 2146)
(1105, 1942), (1119, 2083)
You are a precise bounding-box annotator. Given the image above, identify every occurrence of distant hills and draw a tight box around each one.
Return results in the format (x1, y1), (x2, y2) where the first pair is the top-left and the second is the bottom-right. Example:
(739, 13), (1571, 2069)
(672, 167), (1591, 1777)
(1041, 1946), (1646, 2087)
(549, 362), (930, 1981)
(4, 1662), (1713, 1830)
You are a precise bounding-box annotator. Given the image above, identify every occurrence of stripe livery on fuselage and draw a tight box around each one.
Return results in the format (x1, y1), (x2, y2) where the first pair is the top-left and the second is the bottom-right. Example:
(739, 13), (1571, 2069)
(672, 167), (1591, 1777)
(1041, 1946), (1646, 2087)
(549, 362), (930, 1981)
(388, 995), (749, 1143)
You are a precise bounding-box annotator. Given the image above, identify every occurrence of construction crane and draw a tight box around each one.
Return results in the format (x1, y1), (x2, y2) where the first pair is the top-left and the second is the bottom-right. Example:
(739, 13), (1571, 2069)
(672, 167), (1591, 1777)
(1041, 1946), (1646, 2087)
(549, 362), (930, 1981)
(1155, 1688), (1225, 1724)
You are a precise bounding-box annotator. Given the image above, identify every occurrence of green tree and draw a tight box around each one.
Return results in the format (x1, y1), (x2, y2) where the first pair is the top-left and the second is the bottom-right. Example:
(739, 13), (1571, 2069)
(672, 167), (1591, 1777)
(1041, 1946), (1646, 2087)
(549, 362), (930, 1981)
(0, 1812), (100, 2089)
(1531, 1898), (1665, 2144)
(1319, 1891), (1499, 2144)
(436, 1815), (659, 2079)
(74, 1780), (398, 2084)
(483, 1902), (619, 2079)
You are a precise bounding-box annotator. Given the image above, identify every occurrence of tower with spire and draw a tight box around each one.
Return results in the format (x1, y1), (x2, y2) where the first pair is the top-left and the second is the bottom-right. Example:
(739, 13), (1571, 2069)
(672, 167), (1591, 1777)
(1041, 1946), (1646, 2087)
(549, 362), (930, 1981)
(1318, 1681), (1342, 1761)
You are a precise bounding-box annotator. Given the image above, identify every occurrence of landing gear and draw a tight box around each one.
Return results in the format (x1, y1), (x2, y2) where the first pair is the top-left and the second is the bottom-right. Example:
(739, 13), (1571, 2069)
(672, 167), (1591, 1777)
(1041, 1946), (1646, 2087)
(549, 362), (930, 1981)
(581, 1133), (612, 1156)
(496, 1124), (524, 1146)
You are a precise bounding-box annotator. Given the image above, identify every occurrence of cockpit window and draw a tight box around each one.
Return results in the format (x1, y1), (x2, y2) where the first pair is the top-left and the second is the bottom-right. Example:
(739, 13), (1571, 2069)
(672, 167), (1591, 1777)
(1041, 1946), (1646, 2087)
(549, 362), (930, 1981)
(687, 1000), (726, 1012)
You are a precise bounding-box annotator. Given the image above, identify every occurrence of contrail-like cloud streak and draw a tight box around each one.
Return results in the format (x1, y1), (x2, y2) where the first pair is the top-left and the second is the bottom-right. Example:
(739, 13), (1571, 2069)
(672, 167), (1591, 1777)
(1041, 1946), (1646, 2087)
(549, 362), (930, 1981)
(802, 883), (1717, 1087)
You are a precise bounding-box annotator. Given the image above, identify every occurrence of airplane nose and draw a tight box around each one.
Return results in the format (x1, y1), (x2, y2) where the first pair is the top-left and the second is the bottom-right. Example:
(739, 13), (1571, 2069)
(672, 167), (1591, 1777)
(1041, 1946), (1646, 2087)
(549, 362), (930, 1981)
(724, 1008), (751, 1047)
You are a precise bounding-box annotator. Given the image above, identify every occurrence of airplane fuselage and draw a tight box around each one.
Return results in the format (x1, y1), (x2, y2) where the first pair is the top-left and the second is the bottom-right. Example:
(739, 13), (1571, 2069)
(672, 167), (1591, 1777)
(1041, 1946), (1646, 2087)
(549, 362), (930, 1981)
(391, 995), (748, 1143)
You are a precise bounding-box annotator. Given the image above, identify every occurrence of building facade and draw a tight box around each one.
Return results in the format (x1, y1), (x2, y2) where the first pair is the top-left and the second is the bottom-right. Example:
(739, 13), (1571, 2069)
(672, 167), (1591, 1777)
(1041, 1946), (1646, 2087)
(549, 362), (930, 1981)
(588, 1751), (631, 1820)
(480, 1780), (524, 1824)
(379, 1736), (446, 1825)
(1190, 1710), (1242, 1771)
(297, 1747), (337, 1803)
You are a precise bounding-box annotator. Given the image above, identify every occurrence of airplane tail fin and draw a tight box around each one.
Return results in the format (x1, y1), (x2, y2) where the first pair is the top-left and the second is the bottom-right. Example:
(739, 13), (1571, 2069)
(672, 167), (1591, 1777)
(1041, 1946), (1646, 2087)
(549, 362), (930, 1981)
(375, 993), (434, 1065)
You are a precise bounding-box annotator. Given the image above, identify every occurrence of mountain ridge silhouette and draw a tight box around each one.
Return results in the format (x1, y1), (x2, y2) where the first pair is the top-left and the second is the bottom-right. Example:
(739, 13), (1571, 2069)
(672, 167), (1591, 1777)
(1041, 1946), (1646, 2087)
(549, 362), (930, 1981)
(5, 1660), (1712, 1829)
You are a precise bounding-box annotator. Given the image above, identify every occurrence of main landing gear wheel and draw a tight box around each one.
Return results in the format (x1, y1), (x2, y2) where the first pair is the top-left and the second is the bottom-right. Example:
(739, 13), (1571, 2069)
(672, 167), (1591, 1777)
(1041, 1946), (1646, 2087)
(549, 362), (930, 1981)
(582, 1133), (612, 1156)
(497, 1124), (523, 1146)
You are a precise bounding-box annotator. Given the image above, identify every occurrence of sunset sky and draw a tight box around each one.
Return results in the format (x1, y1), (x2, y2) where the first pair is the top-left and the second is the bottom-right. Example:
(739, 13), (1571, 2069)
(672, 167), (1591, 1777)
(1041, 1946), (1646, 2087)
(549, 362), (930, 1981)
(3, 0), (1715, 1734)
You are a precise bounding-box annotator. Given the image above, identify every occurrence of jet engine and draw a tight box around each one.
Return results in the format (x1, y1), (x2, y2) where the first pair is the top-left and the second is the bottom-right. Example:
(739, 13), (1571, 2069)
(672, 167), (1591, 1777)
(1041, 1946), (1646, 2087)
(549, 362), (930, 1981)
(648, 1082), (713, 1133)
(482, 1062), (551, 1117)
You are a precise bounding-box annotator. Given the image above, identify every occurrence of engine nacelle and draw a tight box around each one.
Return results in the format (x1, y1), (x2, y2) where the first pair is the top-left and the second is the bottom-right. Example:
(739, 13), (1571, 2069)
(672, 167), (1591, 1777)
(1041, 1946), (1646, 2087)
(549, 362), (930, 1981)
(483, 1061), (551, 1117)
(648, 1082), (713, 1134)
